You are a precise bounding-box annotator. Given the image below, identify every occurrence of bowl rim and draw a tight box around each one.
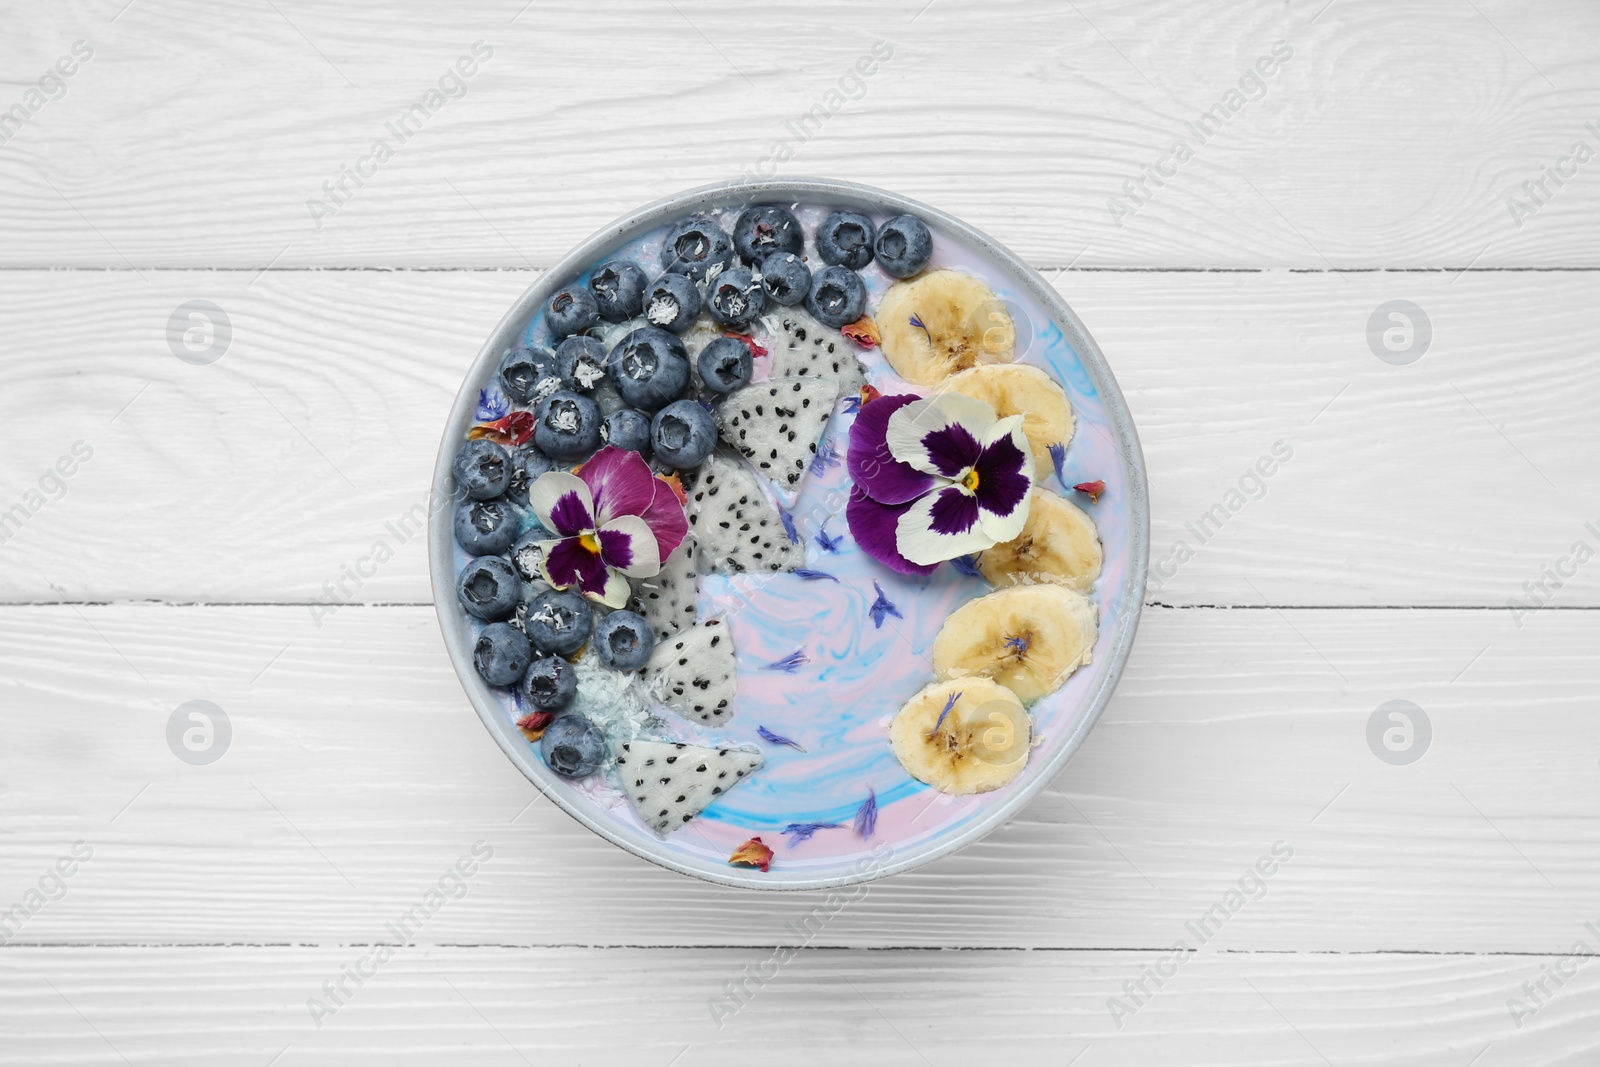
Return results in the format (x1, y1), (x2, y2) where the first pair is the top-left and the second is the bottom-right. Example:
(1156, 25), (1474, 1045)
(429, 176), (1150, 891)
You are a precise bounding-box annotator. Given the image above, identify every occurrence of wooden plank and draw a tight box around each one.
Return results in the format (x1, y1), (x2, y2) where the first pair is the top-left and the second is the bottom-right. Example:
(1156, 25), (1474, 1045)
(1, 268), (1596, 606)
(1, 603), (1595, 952)
(0, 945), (1585, 1065)
(0, 0), (1597, 267)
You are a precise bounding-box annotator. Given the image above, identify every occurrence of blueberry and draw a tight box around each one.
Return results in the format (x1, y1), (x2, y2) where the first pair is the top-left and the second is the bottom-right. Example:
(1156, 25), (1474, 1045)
(650, 399), (717, 469)
(732, 204), (803, 263)
(540, 713), (606, 778)
(592, 609), (655, 672)
(506, 445), (556, 507)
(510, 529), (547, 582)
(589, 260), (647, 322)
(521, 654), (578, 711)
(452, 439), (511, 501)
(759, 252), (810, 306)
(661, 215), (734, 281)
(706, 267), (766, 329)
(473, 621), (532, 686)
(806, 265), (868, 329)
(454, 498), (520, 555)
(873, 214), (933, 278)
(696, 336), (753, 394)
(555, 335), (610, 393)
(642, 273), (701, 334)
(524, 588), (593, 655)
(456, 556), (520, 621)
(608, 328), (691, 411)
(534, 389), (602, 461)
(500, 345), (561, 406)
(816, 211), (876, 269)
(546, 284), (599, 339)
(601, 407), (652, 458)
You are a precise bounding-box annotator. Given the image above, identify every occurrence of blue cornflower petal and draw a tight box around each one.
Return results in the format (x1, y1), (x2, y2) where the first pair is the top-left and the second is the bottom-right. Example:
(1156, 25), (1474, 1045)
(794, 568), (840, 582)
(757, 726), (806, 752)
(868, 581), (902, 629)
(762, 649), (808, 673)
(950, 554), (982, 578)
(854, 788), (878, 840)
(781, 821), (842, 845)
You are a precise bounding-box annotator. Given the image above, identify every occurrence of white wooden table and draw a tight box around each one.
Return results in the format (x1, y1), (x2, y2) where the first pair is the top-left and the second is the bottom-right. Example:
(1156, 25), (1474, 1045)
(2, 1), (1597, 1062)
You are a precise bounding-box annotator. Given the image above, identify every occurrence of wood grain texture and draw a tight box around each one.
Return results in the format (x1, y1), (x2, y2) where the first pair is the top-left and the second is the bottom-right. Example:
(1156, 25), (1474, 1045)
(1, 946), (1591, 1066)
(1, 268), (1595, 606)
(0, 0), (1598, 267)
(1, 604), (1595, 952)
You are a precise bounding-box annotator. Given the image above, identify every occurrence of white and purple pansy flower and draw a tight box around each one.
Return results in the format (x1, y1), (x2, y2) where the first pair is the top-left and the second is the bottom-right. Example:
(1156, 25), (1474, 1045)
(846, 391), (1034, 574)
(527, 446), (689, 607)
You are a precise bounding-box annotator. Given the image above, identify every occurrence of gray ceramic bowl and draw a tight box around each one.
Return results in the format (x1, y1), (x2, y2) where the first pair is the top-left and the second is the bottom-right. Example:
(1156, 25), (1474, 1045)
(430, 178), (1149, 890)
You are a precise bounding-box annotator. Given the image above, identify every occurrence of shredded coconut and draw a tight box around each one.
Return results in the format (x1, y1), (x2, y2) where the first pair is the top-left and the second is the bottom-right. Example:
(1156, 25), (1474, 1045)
(646, 295), (678, 327)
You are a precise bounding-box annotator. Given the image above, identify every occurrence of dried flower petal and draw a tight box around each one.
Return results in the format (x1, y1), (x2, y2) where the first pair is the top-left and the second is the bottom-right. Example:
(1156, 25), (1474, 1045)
(841, 316), (881, 348)
(779, 508), (800, 544)
(659, 470), (688, 507)
(1073, 479), (1105, 504)
(854, 788), (878, 840)
(929, 692), (960, 738)
(726, 332), (768, 359)
(469, 410), (536, 446)
(517, 710), (556, 741)
(729, 836), (774, 872)
(843, 383), (883, 415)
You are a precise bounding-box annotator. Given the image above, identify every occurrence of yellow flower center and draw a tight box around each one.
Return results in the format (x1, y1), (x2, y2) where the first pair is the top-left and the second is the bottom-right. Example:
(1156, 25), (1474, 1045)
(963, 468), (981, 492)
(578, 532), (601, 554)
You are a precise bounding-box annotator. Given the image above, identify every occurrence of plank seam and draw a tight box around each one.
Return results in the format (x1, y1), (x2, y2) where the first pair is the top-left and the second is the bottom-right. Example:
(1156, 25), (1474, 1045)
(0, 943), (1585, 957)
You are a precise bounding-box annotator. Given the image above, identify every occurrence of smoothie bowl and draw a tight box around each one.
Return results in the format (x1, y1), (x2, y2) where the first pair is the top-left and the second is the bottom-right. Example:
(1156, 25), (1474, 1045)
(429, 178), (1148, 890)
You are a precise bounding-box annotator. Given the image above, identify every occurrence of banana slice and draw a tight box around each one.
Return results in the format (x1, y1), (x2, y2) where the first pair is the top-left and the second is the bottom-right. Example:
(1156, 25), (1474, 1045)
(943, 364), (1074, 476)
(931, 585), (1097, 704)
(889, 678), (1031, 795)
(876, 270), (1014, 386)
(978, 489), (1102, 594)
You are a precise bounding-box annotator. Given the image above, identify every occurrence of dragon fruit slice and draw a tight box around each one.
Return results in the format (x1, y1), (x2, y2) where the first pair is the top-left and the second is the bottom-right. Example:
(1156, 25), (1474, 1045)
(631, 532), (699, 644)
(769, 309), (865, 395)
(643, 616), (738, 726)
(684, 452), (801, 575)
(715, 375), (840, 505)
(613, 738), (763, 836)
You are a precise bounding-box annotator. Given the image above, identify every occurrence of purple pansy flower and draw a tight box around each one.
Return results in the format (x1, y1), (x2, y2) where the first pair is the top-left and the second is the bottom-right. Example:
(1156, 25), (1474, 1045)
(846, 392), (1034, 573)
(526, 446), (689, 607)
